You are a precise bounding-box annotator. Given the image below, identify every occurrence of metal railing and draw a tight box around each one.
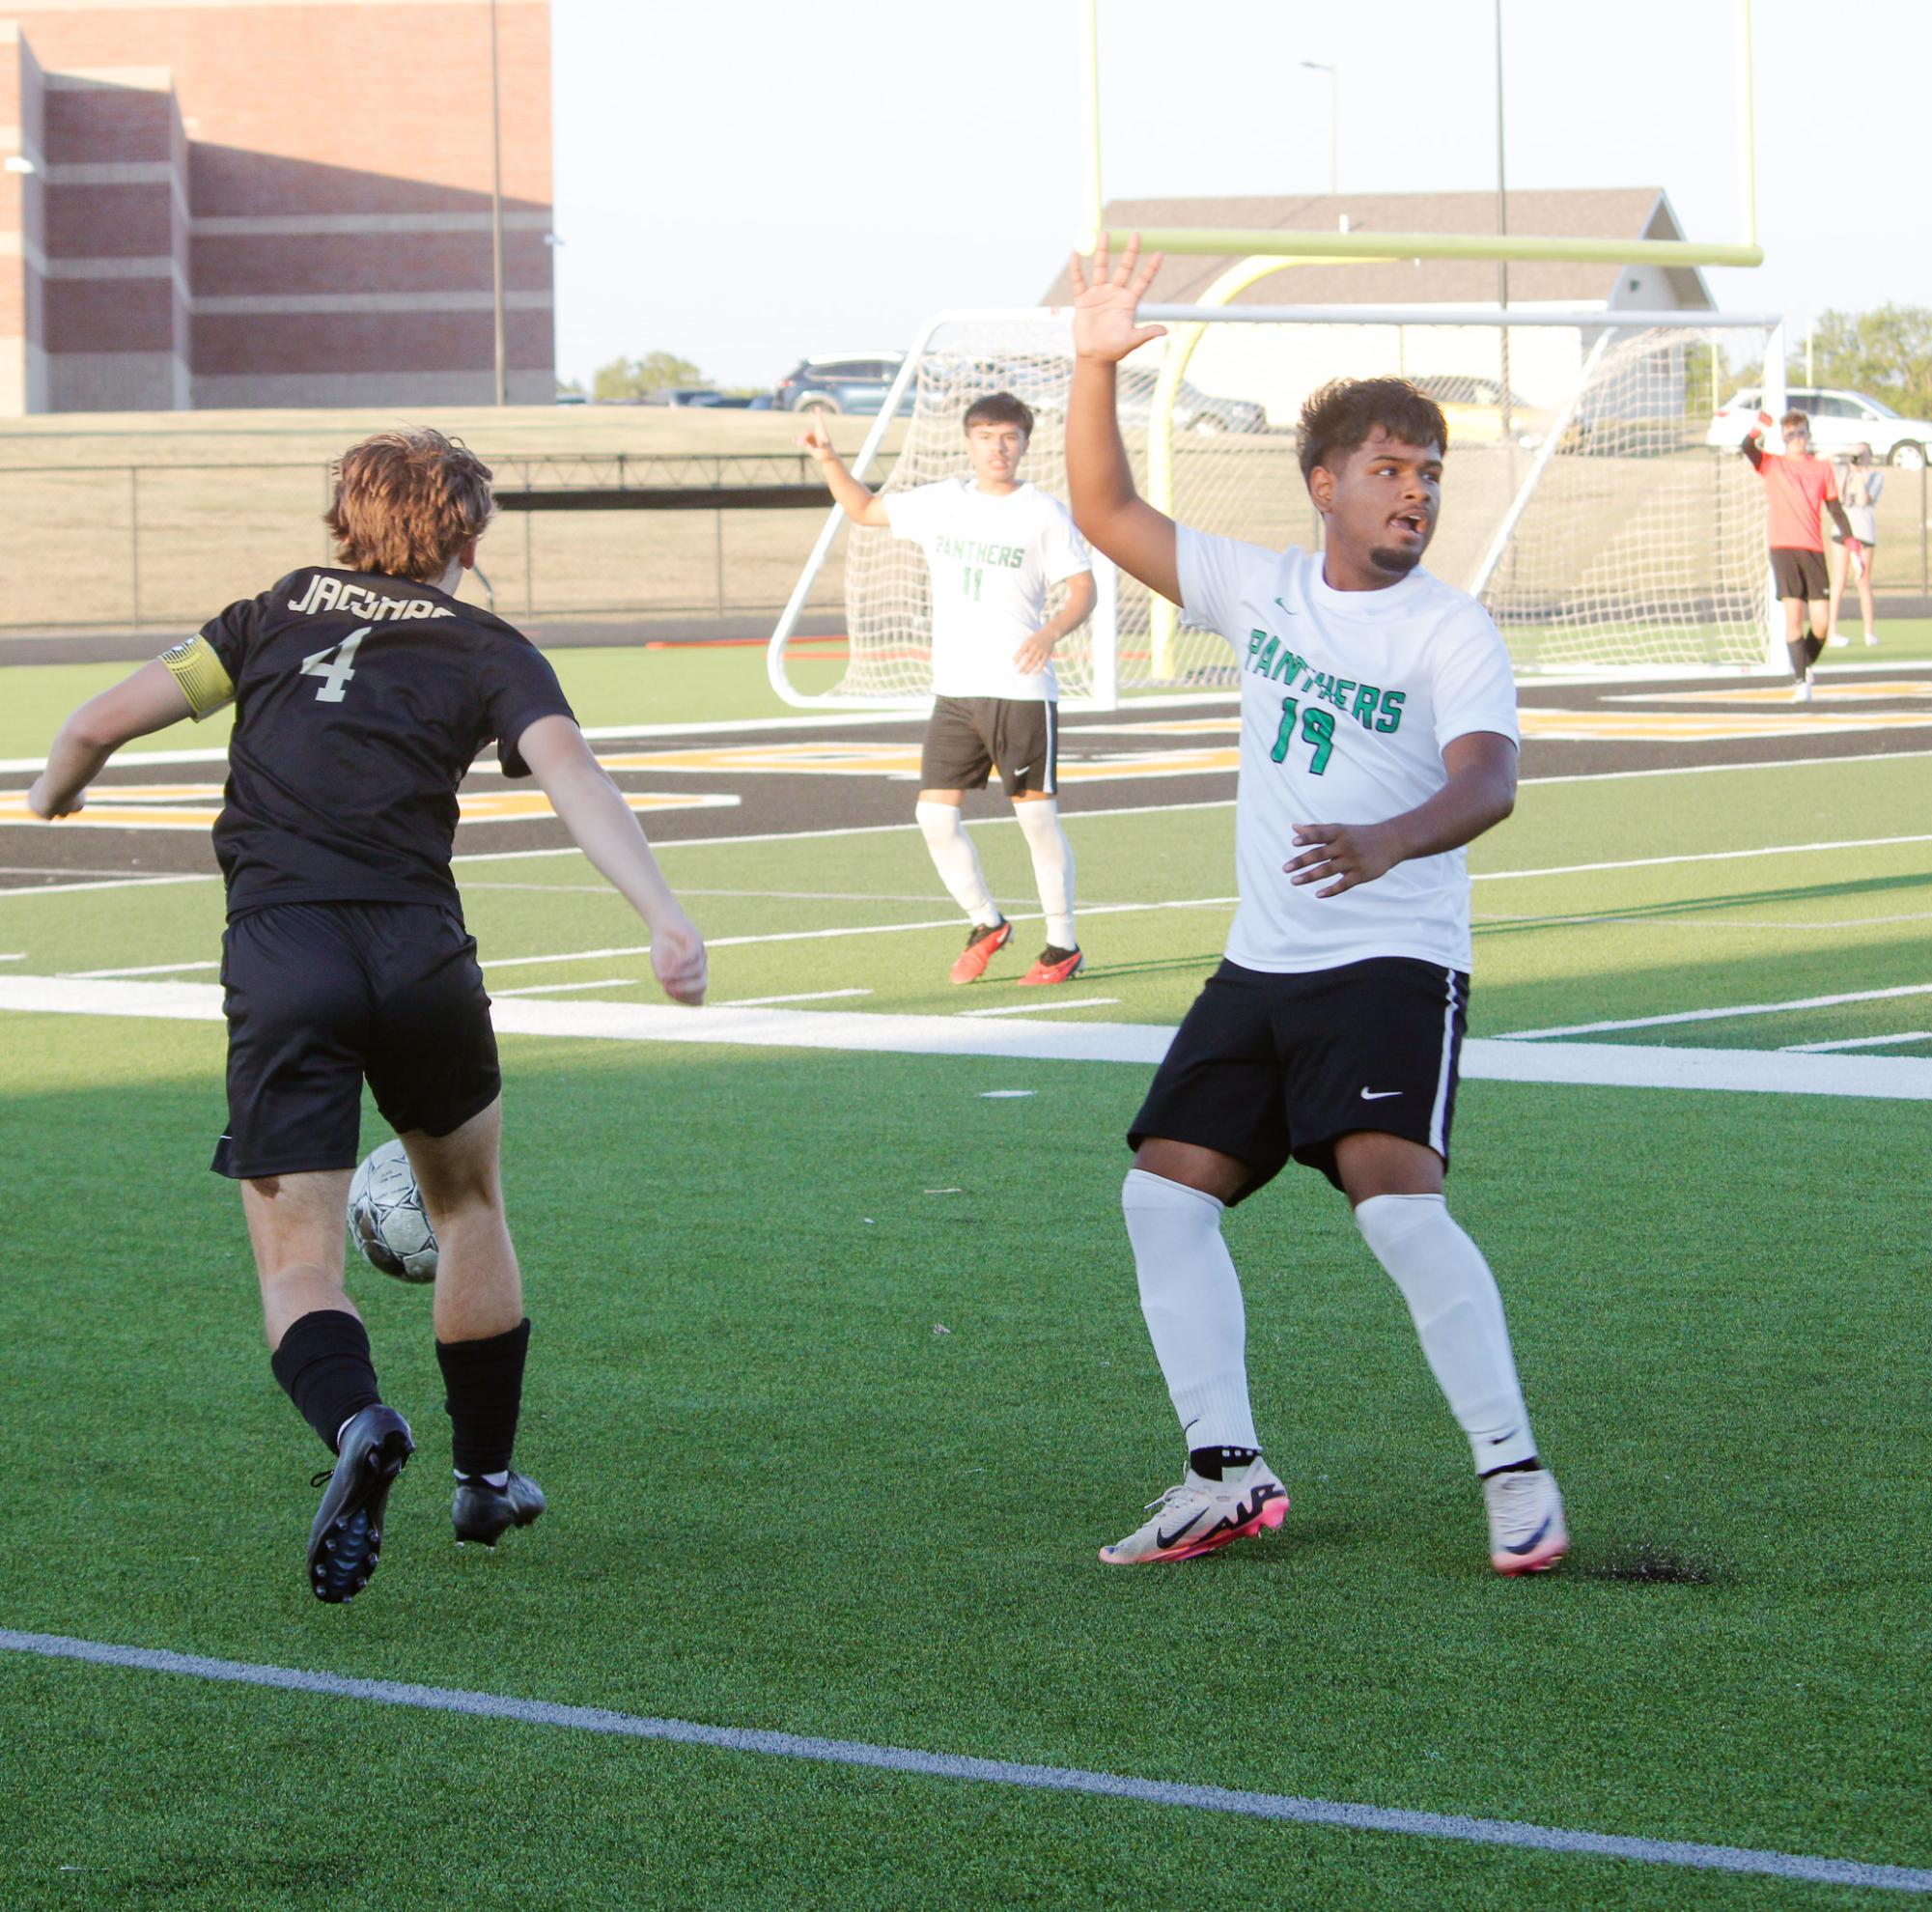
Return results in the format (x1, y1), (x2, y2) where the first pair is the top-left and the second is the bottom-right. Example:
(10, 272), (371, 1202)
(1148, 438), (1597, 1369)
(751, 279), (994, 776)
(0, 452), (899, 632)
(0, 447), (1924, 634)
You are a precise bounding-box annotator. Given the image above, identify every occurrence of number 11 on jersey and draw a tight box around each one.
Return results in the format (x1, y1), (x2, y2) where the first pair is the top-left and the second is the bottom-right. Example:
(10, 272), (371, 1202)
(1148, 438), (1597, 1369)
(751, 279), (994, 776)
(300, 626), (371, 703)
(962, 564), (983, 601)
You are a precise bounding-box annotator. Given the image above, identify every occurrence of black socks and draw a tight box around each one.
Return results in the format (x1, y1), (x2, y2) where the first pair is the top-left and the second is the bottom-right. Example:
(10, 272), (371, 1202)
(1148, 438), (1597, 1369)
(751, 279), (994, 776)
(1190, 1445), (1260, 1482)
(270, 1309), (382, 1452)
(271, 1310), (530, 1471)
(436, 1318), (531, 1478)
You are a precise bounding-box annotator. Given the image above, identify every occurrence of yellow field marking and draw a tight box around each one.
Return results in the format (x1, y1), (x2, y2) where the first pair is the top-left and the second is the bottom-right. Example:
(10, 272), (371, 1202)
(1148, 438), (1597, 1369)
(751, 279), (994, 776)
(1518, 708), (1932, 743)
(0, 785), (737, 831)
(1608, 680), (1932, 706)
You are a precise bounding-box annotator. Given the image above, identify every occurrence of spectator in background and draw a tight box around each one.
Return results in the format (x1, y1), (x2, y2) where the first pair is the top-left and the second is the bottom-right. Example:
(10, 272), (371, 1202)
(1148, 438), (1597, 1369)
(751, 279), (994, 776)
(1827, 443), (1883, 648)
(1741, 409), (1857, 704)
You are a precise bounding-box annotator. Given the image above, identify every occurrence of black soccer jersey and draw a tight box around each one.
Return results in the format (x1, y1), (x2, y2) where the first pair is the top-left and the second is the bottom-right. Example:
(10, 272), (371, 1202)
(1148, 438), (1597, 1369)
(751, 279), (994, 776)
(164, 566), (575, 920)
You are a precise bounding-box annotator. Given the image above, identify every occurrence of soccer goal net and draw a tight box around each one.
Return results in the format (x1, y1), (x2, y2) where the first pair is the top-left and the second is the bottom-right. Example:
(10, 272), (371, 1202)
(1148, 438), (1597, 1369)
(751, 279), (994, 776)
(767, 306), (1784, 708)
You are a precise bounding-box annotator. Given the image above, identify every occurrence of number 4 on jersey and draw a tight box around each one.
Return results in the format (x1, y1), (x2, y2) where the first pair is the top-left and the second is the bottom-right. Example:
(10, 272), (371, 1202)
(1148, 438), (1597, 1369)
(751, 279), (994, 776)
(300, 626), (371, 703)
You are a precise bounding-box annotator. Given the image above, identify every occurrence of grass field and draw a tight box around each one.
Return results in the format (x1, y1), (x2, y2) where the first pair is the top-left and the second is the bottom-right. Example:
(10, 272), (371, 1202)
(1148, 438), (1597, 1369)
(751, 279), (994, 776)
(3, 664), (1929, 1906)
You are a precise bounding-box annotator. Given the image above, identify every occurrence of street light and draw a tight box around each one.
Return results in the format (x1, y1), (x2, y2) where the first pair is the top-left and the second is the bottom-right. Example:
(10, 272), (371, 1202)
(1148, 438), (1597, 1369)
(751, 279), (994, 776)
(489, 0), (506, 407)
(1493, 2), (1513, 441)
(1299, 61), (1337, 200)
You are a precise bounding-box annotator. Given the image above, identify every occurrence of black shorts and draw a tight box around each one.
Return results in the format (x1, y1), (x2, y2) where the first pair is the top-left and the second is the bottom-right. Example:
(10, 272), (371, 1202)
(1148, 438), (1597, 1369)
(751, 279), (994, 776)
(1128, 957), (1469, 1200)
(921, 696), (1058, 797)
(1770, 548), (1829, 601)
(212, 901), (500, 1179)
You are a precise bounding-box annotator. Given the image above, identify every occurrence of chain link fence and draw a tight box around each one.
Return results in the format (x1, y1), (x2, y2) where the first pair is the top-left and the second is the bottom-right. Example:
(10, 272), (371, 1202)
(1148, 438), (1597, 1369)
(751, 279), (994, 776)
(0, 453), (900, 633)
(0, 448), (1923, 634)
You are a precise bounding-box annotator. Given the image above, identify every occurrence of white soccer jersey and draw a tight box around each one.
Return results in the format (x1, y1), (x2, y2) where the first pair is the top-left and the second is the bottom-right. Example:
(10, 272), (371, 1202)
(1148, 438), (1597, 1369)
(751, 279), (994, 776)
(883, 479), (1092, 701)
(1178, 528), (1520, 976)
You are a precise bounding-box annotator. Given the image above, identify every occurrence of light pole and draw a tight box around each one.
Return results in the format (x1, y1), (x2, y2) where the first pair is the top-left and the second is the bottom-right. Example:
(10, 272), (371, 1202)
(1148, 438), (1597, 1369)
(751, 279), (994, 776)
(489, 0), (507, 407)
(1299, 61), (1337, 200)
(1493, 1), (1513, 442)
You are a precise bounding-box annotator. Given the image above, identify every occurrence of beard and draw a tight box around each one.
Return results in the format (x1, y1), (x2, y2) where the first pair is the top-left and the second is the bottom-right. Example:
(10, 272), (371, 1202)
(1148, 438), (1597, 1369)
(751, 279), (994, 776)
(1367, 543), (1424, 576)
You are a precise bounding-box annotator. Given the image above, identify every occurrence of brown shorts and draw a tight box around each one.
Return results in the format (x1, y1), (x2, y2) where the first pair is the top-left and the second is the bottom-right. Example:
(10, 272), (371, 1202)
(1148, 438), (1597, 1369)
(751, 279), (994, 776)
(920, 696), (1057, 797)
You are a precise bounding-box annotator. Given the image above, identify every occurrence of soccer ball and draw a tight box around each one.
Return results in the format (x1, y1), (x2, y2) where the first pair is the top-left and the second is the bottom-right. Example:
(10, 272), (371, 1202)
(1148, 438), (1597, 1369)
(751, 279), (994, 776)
(348, 1139), (437, 1284)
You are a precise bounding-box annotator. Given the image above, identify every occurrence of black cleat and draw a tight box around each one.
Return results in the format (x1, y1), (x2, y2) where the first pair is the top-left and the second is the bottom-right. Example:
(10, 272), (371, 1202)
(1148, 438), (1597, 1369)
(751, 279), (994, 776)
(306, 1405), (413, 1604)
(452, 1470), (546, 1548)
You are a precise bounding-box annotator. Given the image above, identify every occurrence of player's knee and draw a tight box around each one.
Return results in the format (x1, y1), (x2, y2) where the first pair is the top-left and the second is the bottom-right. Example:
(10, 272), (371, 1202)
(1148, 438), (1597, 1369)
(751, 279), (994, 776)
(1353, 1190), (1447, 1254)
(1122, 1166), (1223, 1224)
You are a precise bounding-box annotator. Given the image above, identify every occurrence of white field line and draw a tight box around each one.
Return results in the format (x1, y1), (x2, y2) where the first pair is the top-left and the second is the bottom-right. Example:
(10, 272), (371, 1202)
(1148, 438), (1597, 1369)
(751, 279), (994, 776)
(473, 897), (1241, 971)
(957, 998), (1121, 1018)
(1496, 983), (1932, 1041)
(0, 863), (180, 878)
(1781, 1031), (1932, 1054)
(490, 977), (637, 998)
(465, 884), (954, 903)
(1471, 833), (1932, 883)
(5, 790), (1925, 911)
(68, 956), (220, 977)
(432, 754), (1932, 869)
(340, 826), (1932, 973)
(0, 871), (217, 897)
(2, 1632), (1926, 1895)
(4, 976), (1931, 1101)
(111, 829), (1908, 979)
(1474, 912), (1932, 933)
(716, 988), (874, 1007)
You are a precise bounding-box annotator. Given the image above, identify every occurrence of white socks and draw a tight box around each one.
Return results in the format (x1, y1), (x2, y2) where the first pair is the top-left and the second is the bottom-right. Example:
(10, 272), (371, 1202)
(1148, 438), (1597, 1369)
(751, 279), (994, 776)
(1121, 1169), (1258, 1451)
(915, 801), (996, 925)
(1013, 799), (1077, 948)
(1355, 1194), (1536, 1472)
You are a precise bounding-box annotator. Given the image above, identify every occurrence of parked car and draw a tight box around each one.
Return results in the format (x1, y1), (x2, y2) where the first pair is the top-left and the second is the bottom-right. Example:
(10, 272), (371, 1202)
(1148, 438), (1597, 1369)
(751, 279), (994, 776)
(775, 353), (907, 414)
(1116, 367), (1267, 436)
(1707, 386), (1930, 467)
(641, 386), (727, 408)
(1410, 374), (1552, 449)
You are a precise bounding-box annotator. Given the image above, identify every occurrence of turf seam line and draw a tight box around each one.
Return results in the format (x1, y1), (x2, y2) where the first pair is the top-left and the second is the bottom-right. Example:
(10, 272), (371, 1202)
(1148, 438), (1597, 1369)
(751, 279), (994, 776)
(2, 1631), (1925, 1895)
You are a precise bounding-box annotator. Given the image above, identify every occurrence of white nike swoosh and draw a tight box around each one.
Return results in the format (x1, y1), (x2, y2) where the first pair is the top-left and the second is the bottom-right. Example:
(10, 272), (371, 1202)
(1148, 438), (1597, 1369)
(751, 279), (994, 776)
(1359, 1088), (1402, 1100)
(1013, 765), (1032, 775)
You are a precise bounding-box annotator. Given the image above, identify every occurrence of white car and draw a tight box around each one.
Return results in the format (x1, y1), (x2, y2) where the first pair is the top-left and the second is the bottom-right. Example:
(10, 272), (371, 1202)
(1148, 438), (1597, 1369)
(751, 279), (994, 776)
(1708, 386), (1930, 467)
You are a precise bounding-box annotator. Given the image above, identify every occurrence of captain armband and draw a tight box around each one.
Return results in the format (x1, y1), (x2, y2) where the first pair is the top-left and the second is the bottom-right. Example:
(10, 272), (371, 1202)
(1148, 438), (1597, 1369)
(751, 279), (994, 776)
(157, 635), (236, 721)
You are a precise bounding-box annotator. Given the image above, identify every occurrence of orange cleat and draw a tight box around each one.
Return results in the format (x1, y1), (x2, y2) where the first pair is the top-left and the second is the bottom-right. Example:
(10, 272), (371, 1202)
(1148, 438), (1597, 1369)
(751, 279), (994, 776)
(949, 917), (1013, 985)
(1019, 944), (1083, 986)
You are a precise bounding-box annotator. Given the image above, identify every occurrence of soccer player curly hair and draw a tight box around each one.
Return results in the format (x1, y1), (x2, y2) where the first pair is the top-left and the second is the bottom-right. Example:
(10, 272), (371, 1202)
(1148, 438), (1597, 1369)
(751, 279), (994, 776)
(1297, 378), (1449, 485)
(325, 428), (495, 582)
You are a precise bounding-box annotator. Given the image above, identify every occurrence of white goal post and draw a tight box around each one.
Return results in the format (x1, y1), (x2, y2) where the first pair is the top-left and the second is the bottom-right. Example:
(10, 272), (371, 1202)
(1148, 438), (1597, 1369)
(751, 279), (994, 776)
(767, 304), (1786, 711)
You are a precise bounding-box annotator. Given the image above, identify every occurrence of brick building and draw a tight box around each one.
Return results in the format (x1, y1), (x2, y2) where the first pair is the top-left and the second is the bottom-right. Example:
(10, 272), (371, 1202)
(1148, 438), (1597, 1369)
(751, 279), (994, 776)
(0, 0), (552, 412)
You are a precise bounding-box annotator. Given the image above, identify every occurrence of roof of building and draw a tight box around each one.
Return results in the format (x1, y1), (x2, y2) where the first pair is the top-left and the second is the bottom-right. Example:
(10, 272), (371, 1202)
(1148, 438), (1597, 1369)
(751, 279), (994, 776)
(1038, 188), (1715, 311)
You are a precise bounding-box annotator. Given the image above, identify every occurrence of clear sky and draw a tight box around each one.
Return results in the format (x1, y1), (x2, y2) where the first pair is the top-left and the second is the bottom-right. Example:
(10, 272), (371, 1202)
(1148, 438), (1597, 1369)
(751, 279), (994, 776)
(550, 0), (1928, 392)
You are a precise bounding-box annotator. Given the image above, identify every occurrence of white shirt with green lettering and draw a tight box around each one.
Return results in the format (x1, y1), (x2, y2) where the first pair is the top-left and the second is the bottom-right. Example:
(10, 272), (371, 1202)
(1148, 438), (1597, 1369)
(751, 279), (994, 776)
(1179, 528), (1519, 976)
(883, 478), (1091, 701)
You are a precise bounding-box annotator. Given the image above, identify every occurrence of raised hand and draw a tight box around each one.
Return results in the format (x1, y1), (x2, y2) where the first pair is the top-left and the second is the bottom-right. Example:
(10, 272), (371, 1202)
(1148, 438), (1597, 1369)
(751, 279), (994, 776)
(1069, 233), (1167, 365)
(798, 410), (836, 463)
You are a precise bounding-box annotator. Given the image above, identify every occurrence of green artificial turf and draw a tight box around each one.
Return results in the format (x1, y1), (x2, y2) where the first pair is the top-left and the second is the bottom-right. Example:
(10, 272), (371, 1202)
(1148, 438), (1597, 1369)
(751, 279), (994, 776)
(2, 753), (1929, 1906)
